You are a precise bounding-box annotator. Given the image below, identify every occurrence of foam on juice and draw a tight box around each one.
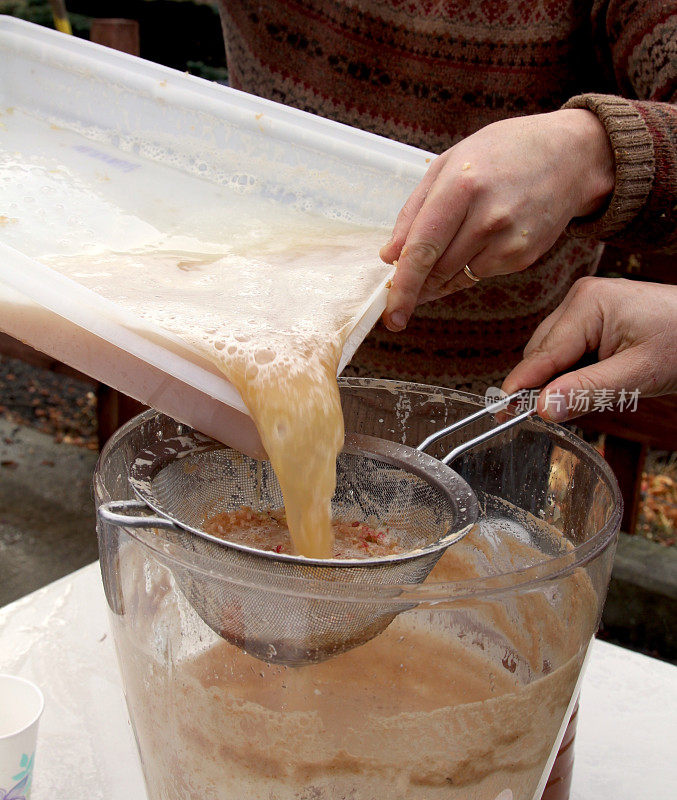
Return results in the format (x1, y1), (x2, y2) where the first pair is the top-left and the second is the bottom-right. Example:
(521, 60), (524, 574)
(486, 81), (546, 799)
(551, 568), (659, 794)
(40, 222), (389, 556)
(1, 107), (392, 557)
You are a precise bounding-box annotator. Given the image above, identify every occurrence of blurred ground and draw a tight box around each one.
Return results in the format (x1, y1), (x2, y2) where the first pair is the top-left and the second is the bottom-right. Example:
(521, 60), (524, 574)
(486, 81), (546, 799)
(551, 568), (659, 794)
(0, 356), (97, 449)
(0, 411), (98, 607)
(0, 356), (98, 606)
(639, 453), (677, 547)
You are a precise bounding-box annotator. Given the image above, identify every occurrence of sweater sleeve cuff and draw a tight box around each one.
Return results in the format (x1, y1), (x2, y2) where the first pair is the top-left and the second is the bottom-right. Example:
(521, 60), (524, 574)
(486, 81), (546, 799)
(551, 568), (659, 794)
(562, 93), (655, 240)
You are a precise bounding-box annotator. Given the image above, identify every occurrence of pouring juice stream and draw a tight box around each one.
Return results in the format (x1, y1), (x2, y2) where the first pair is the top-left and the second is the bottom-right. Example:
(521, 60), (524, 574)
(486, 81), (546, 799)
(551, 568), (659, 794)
(41, 226), (389, 558)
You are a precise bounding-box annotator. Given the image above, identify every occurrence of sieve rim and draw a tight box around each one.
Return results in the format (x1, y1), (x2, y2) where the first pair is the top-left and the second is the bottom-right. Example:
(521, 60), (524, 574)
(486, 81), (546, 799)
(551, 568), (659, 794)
(97, 505), (611, 608)
(127, 431), (478, 568)
(94, 379), (622, 602)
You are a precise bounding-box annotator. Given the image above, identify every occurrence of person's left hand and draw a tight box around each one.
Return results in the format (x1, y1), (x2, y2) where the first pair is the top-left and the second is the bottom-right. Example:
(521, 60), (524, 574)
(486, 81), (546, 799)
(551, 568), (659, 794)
(501, 277), (677, 421)
(380, 109), (615, 331)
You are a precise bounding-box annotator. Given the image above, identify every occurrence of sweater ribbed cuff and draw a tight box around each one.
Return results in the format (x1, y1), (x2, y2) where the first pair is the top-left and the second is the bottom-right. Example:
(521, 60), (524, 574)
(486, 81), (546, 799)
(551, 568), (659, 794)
(562, 93), (655, 240)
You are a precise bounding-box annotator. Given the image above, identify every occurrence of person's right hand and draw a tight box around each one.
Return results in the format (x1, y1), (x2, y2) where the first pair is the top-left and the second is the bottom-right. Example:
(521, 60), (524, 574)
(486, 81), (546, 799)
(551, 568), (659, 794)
(502, 277), (677, 422)
(379, 109), (614, 331)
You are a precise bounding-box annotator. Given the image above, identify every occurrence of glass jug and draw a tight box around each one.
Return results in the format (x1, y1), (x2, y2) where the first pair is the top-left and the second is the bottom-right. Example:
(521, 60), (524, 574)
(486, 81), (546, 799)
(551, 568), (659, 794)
(95, 379), (621, 800)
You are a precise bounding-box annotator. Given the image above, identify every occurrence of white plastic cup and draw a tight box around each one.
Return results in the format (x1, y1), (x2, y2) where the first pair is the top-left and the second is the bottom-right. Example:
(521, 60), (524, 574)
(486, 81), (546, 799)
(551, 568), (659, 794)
(0, 675), (44, 800)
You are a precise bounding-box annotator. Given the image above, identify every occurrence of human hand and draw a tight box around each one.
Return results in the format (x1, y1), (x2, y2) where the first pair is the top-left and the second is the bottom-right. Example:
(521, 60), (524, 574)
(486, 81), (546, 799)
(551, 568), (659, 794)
(380, 109), (614, 331)
(502, 278), (677, 422)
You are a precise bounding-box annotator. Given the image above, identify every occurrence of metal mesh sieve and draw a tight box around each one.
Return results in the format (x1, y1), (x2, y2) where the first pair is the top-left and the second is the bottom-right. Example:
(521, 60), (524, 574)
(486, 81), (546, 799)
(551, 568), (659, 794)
(99, 430), (477, 666)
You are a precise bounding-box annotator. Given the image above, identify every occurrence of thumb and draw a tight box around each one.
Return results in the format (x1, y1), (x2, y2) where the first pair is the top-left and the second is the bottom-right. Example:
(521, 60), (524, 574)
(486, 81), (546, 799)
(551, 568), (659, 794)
(537, 350), (645, 422)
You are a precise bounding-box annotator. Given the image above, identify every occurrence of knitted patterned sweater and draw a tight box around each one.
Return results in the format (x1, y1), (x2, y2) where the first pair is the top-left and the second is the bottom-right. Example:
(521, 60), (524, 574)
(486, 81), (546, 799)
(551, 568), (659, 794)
(216, 0), (677, 392)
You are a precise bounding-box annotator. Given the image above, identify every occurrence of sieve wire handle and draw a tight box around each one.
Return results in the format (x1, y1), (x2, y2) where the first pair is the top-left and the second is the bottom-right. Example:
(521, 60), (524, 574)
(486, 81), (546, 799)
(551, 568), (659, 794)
(417, 389), (537, 464)
(98, 499), (178, 530)
(440, 405), (537, 464)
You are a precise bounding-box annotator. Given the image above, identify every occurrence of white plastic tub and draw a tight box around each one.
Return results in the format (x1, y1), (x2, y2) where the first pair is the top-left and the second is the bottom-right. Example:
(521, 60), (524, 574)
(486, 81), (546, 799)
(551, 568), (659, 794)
(0, 17), (431, 454)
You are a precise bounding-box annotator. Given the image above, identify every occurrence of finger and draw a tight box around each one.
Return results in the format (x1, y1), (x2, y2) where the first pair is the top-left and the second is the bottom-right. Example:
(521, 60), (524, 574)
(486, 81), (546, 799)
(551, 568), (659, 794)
(417, 246), (488, 303)
(380, 155), (447, 264)
(416, 222), (545, 308)
(461, 226), (543, 280)
(416, 213), (538, 305)
(384, 181), (469, 330)
(416, 231), (488, 302)
(523, 302), (570, 358)
(524, 281), (587, 358)
(537, 349), (647, 422)
(501, 300), (603, 396)
(418, 268), (478, 303)
(521, 277), (600, 362)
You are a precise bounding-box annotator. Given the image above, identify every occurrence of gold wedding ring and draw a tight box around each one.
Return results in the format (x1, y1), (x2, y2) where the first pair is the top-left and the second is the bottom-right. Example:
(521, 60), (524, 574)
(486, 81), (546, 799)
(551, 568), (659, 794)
(463, 264), (481, 283)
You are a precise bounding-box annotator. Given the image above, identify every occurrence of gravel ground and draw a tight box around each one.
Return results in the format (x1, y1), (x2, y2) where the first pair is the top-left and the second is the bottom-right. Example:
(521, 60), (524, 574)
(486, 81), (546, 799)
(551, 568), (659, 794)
(0, 412), (98, 607)
(0, 355), (97, 449)
(0, 357), (100, 605)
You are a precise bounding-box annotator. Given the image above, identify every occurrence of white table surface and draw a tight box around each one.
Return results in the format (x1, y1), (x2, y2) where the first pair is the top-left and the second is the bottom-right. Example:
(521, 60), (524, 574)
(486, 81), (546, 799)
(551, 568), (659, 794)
(1, 562), (675, 799)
